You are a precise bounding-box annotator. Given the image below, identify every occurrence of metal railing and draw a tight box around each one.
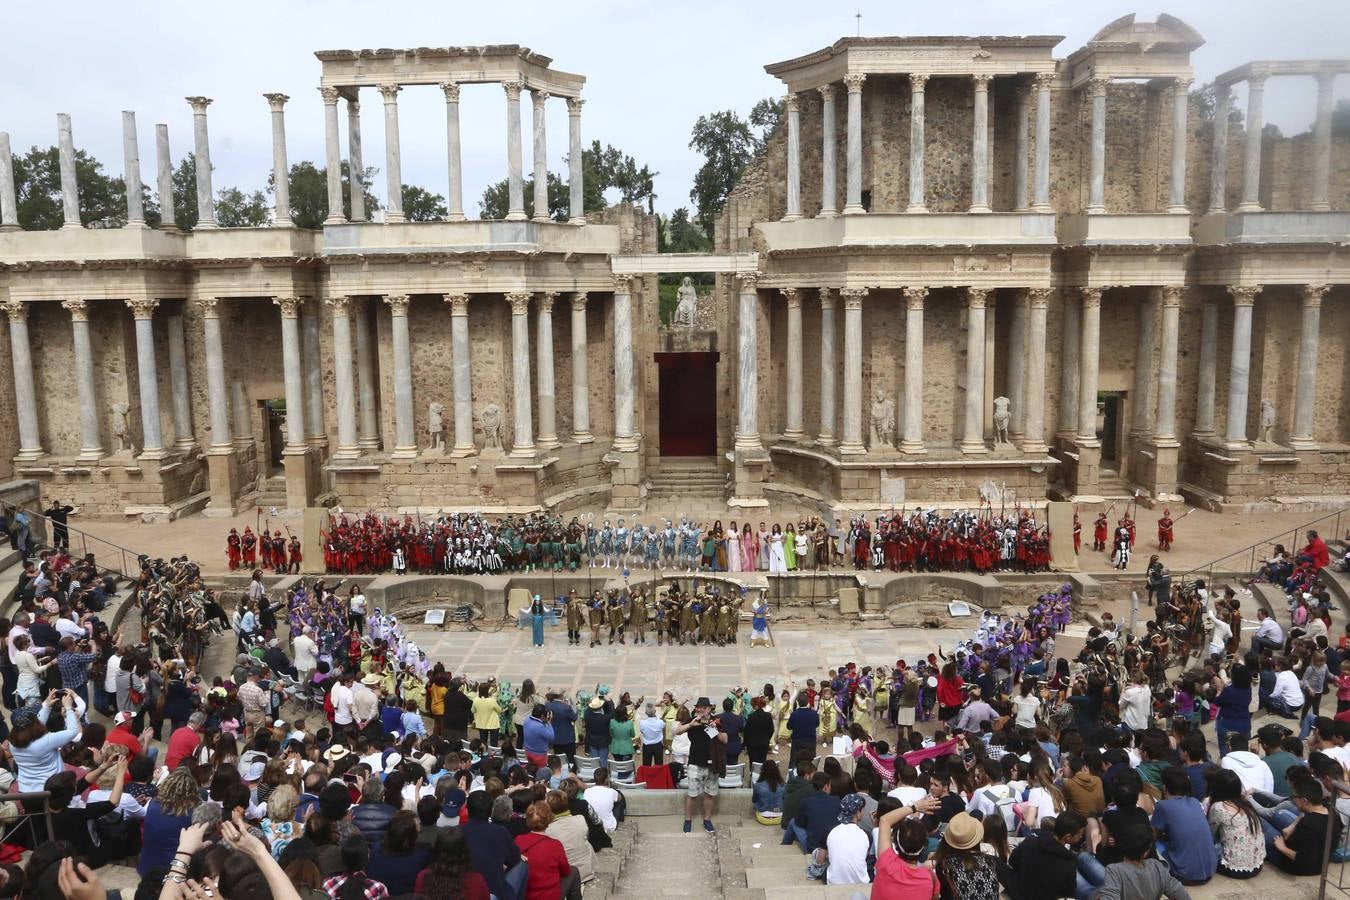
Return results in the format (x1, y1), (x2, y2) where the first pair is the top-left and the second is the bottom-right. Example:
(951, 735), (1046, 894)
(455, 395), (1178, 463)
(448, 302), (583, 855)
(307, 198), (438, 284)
(0, 498), (147, 578)
(1177, 506), (1348, 586)
(0, 790), (56, 847)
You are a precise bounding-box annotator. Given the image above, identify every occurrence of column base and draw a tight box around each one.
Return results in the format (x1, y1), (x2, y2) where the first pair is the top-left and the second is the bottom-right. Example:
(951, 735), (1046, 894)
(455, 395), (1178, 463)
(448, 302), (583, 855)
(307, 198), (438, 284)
(817, 434), (837, 448)
(505, 211), (527, 222)
(448, 212), (467, 222)
(572, 432), (594, 445)
(391, 446), (419, 460)
(531, 215), (551, 224)
(358, 439), (382, 451)
(174, 440), (196, 454)
(76, 448), (106, 463)
(781, 214), (802, 222)
(1167, 205), (1189, 214)
(838, 441), (866, 455)
(1075, 436), (1101, 449)
(967, 205), (991, 214)
(330, 445), (362, 461)
(734, 435), (765, 453)
(905, 205), (929, 214)
(385, 213), (406, 224)
(1288, 438), (1320, 451)
(959, 441), (989, 455)
(60, 223), (83, 231)
(841, 205), (865, 216)
(537, 438), (561, 451)
(1236, 201), (1263, 213)
(1021, 440), (1049, 455)
(0, 224), (21, 233)
(612, 436), (640, 453)
(1311, 202), (1332, 213)
(138, 447), (168, 462)
(1085, 205), (1106, 215)
(816, 210), (838, 219)
(899, 441), (927, 455)
(195, 221), (218, 230)
(509, 445), (536, 459)
(568, 217), (586, 226)
(782, 428), (805, 442)
(323, 214), (346, 225)
(1223, 440), (1251, 451)
(1031, 203), (1053, 213)
(450, 444), (477, 458)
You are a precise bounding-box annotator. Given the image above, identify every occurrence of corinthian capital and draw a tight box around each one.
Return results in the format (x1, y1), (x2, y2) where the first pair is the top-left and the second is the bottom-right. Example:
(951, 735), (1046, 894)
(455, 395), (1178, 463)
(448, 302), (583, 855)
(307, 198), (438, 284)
(1028, 288), (1053, 309)
(531, 90), (551, 108)
(126, 298), (160, 320)
(273, 296), (303, 319)
(1079, 287), (1103, 308)
(735, 272), (760, 293)
(439, 82), (461, 103)
(1087, 76), (1110, 98)
(185, 96), (213, 114)
(839, 287), (869, 309)
(566, 97), (584, 115)
(195, 297), (222, 318)
(1228, 284), (1262, 307)
(263, 93), (290, 111)
(972, 74), (993, 89)
(383, 294), (411, 315)
(611, 274), (633, 294)
(61, 299), (89, 321)
(818, 287), (835, 310)
(502, 81), (525, 101)
(0, 300), (25, 323)
(784, 93), (799, 113)
(1034, 72), (1056, 90)
(377, 83), (401, 103)
(505, 292), (531, 315)
(965, 287), (989, 310)
(444, 293), (470, 316)
(817, 84), (836, 102)
(1160, 286), (1184, 309)
(779, 288), (799, 308)
(1302, 284), (1328, 308)
(318, 86), (341, 105)
(570, 292), (589, 312)
(910, 74), (929, 92)
(325, 296), (352, 316)
(842, 74), (867, 93)
(903, 286), (929, 310)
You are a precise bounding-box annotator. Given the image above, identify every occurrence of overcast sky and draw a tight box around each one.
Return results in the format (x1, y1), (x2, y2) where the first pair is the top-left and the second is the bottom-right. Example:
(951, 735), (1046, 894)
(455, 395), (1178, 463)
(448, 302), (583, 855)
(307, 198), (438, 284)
(5, 1), (1347, 218)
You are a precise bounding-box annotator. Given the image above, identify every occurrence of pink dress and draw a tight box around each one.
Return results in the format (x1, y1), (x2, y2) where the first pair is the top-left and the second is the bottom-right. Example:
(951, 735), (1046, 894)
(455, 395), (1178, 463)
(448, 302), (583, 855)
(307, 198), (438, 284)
(744, 533), (759, 571)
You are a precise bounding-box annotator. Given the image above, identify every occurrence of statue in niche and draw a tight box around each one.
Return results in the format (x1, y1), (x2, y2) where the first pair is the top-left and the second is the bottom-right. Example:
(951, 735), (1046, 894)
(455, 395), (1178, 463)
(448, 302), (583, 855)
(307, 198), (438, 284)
(1260, 399), (1276, 443)
(672, 276), (699, 329)
(993, 396), (1012, 446)
(110, 402), (132, 454)
(480, 404), (504, 452)
(869, 394), (894, 447)
(427, 402), (445, 451)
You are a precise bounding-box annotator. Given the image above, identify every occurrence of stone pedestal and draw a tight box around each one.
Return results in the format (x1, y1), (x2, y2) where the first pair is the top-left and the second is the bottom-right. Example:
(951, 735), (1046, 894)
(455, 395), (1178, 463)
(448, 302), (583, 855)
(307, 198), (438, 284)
(732, 448), (770, 508)
(605, 448), (643, 513)
(1139, 440), (1182, 503)
(204, 447), (243, 516)
(283, 447), (316, 510)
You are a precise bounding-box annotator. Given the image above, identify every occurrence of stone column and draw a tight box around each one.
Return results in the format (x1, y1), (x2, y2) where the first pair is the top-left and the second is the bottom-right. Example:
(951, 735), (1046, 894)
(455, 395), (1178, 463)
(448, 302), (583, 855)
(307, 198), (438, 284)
(1086, 77), (1109, 214)
(440, 83), (466, 221)
(530, 91), (550, 223)
(384, 295), (416, 457)
(907, 75), (928, 213)
(185, 97), (216, 228)
(1013, 85), (1030, 211)
(818, 85), (838, 218)
(445, 294), (475, 455)
(198, 298), (232, 449)
(734, 273), (763, 451)
(62, 301), (102, 459)
(818, 289), (837, 445)
(231, 381), (252, 450)
(166, 311), (194, 450)
(378, 84), (405, 223)
(1023, 289), (1051, 453)
(783, 93), (802, 221)
(2, 302), (40, 459)
(1155, 286), (1182, 444)
(1238, 76), (1267, 212)
(273, 297), (307, 451)
(567, 98), (585, 224)
(1131, 292), (1157, 440)
(301, 301), (325, 446)
(128, 299), (164, 457)
(0, 132), (18, 230)
(154, 125), (176, 231)
(1058, 294), (1080, 438)
(1077, 287), (1102, 444)
(1291, 284), (1328, 449)
(960, 288), (988, 453)
(347, 95), (366, 222)
(1195, 298), (1219, 436)
(1208, 86), (1232, 214)
(326, 297), (360, 459)
(535, 292), (559, 449)
(781, 289), (804, 439)
(1312, 74), (1336, 212)
(57, 113), (81, 230)
(842, 74), (867, 215)
(900, 287), (928, 452)
(320, 88), (345, 224)
(506, 292), (535, 456)
(612, 276), (638, 451)
(264, 93), (292, 226)
(1168, 79), (1192, 213)
(503, 81), (527, 221)
(121, 111), (146, 227)
(970, 75), (993, 213)
(1032, 73), (1053, 211)
(354, 303), (380, 450)
(570, 293), (592, 443)
(1007, 290), (1028, 442)
(839, 287), (868, 453)
(1225, 285), (1261, 446)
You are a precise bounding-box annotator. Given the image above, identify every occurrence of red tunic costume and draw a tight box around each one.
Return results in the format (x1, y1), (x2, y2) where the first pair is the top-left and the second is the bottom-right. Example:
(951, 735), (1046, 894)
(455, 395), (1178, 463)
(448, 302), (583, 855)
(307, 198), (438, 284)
(1157, 509), (1174, 552)
(1092, 514), (1108, 551)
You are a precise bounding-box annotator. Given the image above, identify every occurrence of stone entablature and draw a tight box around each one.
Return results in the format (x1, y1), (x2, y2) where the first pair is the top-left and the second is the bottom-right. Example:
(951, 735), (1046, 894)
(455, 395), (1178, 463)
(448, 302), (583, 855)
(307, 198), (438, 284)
(314, 45), (584, 97)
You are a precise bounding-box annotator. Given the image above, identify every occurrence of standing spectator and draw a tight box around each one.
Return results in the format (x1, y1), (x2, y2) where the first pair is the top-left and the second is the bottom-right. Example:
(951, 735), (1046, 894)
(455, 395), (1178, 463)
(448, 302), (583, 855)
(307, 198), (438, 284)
(583, 695), (613, 767)
(744, 696), (775, 767)
(54, 636), (99, 715)
(293, 625), (319, 685)
(1214, 663), (1253, 757)
(609, 705), (636, 763)
(677, 696), (727, 834)
(638, 702), (666, 766)
(522, 703), (553, 769)
(42, 501), (75, 549)
(238, 669), (270, 736)
(1118, 670), (1153, 732)
(546, 691), (577, 765)
(720, 696), (746, 765)
(12, 635), (52, 705)
(787, 691), (820, 761)
(444, 678), (472, 748)
(472, 681), (502, 747)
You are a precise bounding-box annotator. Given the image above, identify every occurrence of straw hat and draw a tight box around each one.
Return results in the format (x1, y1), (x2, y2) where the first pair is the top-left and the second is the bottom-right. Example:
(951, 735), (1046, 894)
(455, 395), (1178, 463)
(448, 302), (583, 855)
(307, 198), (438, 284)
(943, 812), (983, 851)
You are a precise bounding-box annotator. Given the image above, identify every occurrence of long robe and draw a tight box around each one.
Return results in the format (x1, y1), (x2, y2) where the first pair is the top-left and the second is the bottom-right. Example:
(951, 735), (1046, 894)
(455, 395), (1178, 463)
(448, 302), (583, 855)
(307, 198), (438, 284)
(783, 531), (798, 570)
(767, 533), (787, 573)
(727, 531), (742, 573)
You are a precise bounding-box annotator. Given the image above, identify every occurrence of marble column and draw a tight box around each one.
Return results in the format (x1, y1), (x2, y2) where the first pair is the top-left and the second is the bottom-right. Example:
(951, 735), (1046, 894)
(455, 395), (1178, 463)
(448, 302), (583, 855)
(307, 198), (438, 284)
(0, 132), (18, 230)
(154, 126), (176, 231)
(839, 287), (868, 453)
(378, 84), (404, 223)
(970, 75), (993, 213)
(121, 111), (146, 227)
(1032, 73), (1054, 211)
(960, 288), (988, 453)
(531, 91), (550, 223)
(326, 297), (359, 459)
(1154, 287), (1182, 444)
(567, 98), (585, 224)
(1312, 74), (1336, 212)
(504, 81), (527, 221)
(1195, 298), (1219, 436)
(1023, 289), (1051, 454)
(185, 97), (216, 228)
(302, 302), (325, 446)
(2, 302), (41, 459)
(842, 74), (866, 215)
(734, 273), (763, 451)
(907, 75), (928, 213)
(535, 292), (559, 449)
(1291, 284), (1328, 449)
(782, 289), (804, 439)
(570, 293), (592, 443)
(900, 287), (928, 452)
(1077, 287), (1102, 445)
(128, 299), (164, 457)
(1086, 77), (1109, 214)
(1131, 292), (1157, 436)
(1168, 79), (1192, 213)
(1208, 87), (1232, 214)
(1013, 85), (1030, 211)
(354, 304), (380, 450)
(384, 295), (416, 457)
(818, 289), (837, 445)
(445, 294), (475, 455)
(506, 292), (535, 456)
(320, 88), (345, 224)
(57, 113), (81, 230)
(440, 83), (466, 221)
(347, 95), (366, 222)
(1225, 285), (1261, 446)
(62, 301), (102, 459)
(612, 276), (637, 451)
(1006, 290), (1028, 442)
(783, 93), (802, 221)
(198, 298), (232, 448)
(1058, 294), (1081, 438)
(1238, 77), (1267, 212)
(273, 297), (307, 451)
(818, 85), (838, 218)
(231, 381), (253, 450)
(166, 311), (194, 450)
(264, 93), (292, 226)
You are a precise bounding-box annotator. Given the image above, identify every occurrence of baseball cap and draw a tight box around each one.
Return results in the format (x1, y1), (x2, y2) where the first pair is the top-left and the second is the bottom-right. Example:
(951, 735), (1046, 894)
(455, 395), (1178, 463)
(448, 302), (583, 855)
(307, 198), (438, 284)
(442, 788), (467, 819)
(113, 711), (134, 726)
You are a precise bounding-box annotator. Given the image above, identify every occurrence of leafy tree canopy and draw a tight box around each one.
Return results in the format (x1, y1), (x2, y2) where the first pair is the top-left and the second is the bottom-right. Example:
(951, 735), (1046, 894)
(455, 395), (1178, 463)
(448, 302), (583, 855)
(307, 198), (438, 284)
(11, 146), (131, 230)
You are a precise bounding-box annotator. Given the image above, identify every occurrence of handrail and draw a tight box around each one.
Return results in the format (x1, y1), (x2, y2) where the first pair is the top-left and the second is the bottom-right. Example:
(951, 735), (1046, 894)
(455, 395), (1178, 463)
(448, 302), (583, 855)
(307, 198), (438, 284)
(1177, 506), (1348, 586)
(0, 497), (146, 578)
(0, 790), (56, 846)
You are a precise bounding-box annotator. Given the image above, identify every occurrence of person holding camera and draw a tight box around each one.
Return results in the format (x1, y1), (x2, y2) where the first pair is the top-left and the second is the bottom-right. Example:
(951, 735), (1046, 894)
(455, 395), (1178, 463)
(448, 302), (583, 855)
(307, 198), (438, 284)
(676, 696), (727, 834)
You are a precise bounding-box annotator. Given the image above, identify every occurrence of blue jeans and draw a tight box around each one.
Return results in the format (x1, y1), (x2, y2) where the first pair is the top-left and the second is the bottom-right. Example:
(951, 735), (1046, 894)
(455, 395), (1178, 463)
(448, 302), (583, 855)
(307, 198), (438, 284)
(786, 821), (810, 852)
(588, 745), (609, 769)
(1076, 852), (1107, 900)
(1261, 808), (1299, 856)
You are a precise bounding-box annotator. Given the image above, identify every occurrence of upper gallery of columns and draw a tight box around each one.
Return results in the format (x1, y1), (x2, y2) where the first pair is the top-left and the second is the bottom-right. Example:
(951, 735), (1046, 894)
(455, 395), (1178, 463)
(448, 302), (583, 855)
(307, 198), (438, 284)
(315, 45), (584, 97)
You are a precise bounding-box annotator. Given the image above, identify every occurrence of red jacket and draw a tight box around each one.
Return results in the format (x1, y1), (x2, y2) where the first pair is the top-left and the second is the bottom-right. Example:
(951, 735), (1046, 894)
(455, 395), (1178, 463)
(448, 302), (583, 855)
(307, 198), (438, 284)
(1304, 537), (1331, 570)
(515, 832), (570, 900)
(937, 675), (964, 708)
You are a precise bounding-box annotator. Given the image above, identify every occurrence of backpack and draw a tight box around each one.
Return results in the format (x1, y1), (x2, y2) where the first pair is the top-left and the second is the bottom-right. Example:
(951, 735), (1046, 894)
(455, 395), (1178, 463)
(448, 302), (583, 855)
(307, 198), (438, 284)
(982, 784), (1018, 829)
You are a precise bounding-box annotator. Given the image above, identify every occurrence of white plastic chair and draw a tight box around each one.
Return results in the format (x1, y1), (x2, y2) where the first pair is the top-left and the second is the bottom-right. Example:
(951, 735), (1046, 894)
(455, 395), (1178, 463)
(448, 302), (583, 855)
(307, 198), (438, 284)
(609, 758), (637, 784)
(718, 762), (746, 789)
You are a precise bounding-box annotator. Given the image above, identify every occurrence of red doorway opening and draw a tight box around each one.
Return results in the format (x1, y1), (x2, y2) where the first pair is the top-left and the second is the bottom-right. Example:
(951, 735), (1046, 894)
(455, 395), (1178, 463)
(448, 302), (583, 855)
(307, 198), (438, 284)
(655, 351), (718, 456)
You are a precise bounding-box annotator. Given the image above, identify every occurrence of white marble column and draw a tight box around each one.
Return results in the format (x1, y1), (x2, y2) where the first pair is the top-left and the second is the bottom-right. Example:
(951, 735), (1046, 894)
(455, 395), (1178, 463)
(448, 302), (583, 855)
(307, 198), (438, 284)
(347, 95), (366, 222)
(121, 111), (146, 227)
(1238, 77), (1267, 212)
(301, 302), (325, 446)
(264, 93), (292, 226)
(1059, 293), (1080, 438)
(782, 289), (804, 439)
(818, 85), (838, 218)
(62, 301), (102, 459)
(506, 292), (535, 456)
(326, 297), (359, 459)
(1007, 290), (1028, 442)
(818, 289), (837, 445)
(0, 132), (18, 230)
(1312, 74), (1336, 212)
(2, 302), (41, 459)
(185, 97), (216, 228)
(504, 81), (527, 221)
(1013, 85), (1030, 211)
(440, 83), (465, 222)
(1208, 87), (1232, 214)
(1077, 287), (1102, 444)
(1291, 284), (1328, 449)
(1131, 292), (1157, 435)
(531, 91), (550, 223)
(231, 381), (252, 450)
(384, 295), (416, 456)
(1155, 287), (1182, 444)
(783, 93), (802, 221)
(166, 311), (194, 450)
(320, 88), (345, 224)
(907, 75), (929, 213)
(1032, 73), (1053, 211)
(1195, 298), (1219, 436)
(273, 297), (307, 452)
(567, 98), (585, 224)
(900, 287), (928, 452)
(354, 303), (380, 450)
(154, 126), (176, 231)
(735, 273), (763, 452)
(839, 287), (868, 453)
(198, 298), (232, 449)
(57, 114), (81, 230)
(378, 84), (405, 223)
(842, 74), (866, 215)
(535, 292), (559, 449)
(1168, 79), (1192, 213)
(1225, 285), (1260, 445)
(612, 277), (637, 451)
(570, 293), (592, 442)
(445, 294), (475, 455)
(970, 75), (993, 213)
(1023, 289), (1051, 453)
(1086, 77), (1109, 214)
(128, 299), (164, 457)
(961, 288), (988, 454)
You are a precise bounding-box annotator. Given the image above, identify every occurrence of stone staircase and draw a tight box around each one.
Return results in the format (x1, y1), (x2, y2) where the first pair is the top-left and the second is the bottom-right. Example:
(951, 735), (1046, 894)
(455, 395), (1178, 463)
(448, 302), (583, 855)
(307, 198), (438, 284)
(647, 458), (727, 501)
(252, 474), (288, 508)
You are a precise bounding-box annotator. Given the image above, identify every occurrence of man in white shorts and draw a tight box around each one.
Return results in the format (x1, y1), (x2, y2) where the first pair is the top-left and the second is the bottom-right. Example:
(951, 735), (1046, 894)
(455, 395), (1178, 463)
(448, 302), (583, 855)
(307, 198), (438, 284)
(676, 696), (728, 833)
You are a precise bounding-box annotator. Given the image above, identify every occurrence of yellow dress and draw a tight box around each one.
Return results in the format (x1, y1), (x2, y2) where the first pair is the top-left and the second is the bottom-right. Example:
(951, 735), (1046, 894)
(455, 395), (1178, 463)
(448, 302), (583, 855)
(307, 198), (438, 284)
(819, 700), (837, 740)
(776, 698), (792, 743)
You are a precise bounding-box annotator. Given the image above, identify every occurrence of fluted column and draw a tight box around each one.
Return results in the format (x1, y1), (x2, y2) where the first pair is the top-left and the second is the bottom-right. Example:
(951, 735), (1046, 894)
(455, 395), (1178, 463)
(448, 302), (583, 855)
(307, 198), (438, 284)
(1023, 289), (1051, 453)
(347, 95), (366, 222)
(273, 297), (307, 452)
(57, 113), (81, 230)
(1168, 79), (1192, 213)
(1032, 73), (1053, 211)
(384, 294), (416, 457)
(531, 91), (550, 223)
(128, 299), (164, 457)
(818, 289), (837, 445)
(1077, 288), (1102, 445)
(2, 302), (41, 459)
(0, 132), (18, 230)
(354, 304), (380, 450)
(166, 311), (194, 450)
(445, 294), (475, 455)
(1312, 74), (1336, 212)
(1208, 86), (1232, 214)
(570, 293), (592, 442)
(121, 111), (146, 227)
(960, 288), (988, 454)
(970, 75), (992, 213)
(154, 125), (176, 231)
(506, 292), (535, 456)
(1013, 85), (1030, 211)
(1291, 284), (1328, 449)
(900, 287), (928, 453)
(1195, 298), (1219, 436)
(907, 75), (928, 213)
(839, 287), (868, 454)
(185, 97), (216, 228)
(1007, 290), (1028, 442)
(567, 98), (585, 224)
(1225, 285), (1260, 446)
(1086, 77), (1109, 214)
(198, 298), (232, 449)
(1058, 294), (1080, 438)
(612, 276), (637, 451)
(818, 85), (838, 218)
(1238, 76), (1267, 212)
(504, 81), (527, 221)
(62, 301), (102, 459)
(301, 301), (324, 446)
(735, 273), (763, 452)
(327, 297), (359, 459)
(1131, 292), (1157, 436)
(783, 93), (802, 221)
(440, 83), (466, 221)
(535, 292), (559, 448)
(842, 74), (866, 215)
(320, 88), (345, 224)
(782, 289), (804, 439)
(1154, 287), (1182, 445)
(264, 93), (292, 226)
(378, 84), (404, 223)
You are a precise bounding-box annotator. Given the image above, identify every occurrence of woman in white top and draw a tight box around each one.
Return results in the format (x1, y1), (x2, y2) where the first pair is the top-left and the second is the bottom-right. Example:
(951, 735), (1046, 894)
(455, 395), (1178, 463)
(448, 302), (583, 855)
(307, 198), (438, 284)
(13, 635), (52, 704)
(1011, 679), (1041, 731)
(726, 521), (742, 573)
(767, 525), (787, 573)
(1019, 758), (1065, 831)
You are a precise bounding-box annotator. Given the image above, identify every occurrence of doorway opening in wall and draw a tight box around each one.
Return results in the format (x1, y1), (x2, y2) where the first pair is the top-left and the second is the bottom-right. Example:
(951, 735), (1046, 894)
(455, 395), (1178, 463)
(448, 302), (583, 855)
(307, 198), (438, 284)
(655, 351), (718, 456)
(263, 400), (286, 474)
(1096, 392), (1124, 471)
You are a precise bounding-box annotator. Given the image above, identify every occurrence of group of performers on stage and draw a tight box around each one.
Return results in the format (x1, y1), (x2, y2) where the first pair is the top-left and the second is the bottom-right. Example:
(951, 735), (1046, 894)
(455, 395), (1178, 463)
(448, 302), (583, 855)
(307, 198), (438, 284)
(1076, 505), (1181, 570)
(842, 510), (1052, 574)
(556, 583), (745, 648)
(225, 525), (303, 573)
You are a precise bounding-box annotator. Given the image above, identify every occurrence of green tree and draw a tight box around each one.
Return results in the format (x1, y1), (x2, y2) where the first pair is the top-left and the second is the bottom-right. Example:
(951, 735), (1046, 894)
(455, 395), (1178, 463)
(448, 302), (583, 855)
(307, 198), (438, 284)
(401, 185), (448, 222)
(171, 155), (199, 230)
(581, 140), (658, 211)
(749, 97), (784, 149)
(1330, 98), (1350, 135)
(664, 207), (711, 253)
(688, 109), (757, 237)
(215, 187), (268, 227)
(270, 160), (381, 228)
(478, 172), (569, 221)
(11, 146), (129, 230)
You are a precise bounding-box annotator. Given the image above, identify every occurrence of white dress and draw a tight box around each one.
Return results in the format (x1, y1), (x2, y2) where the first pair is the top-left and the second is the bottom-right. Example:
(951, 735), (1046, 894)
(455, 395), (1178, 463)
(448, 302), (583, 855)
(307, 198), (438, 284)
(768, 534), (787, 573)
(727, 531), (742, 572)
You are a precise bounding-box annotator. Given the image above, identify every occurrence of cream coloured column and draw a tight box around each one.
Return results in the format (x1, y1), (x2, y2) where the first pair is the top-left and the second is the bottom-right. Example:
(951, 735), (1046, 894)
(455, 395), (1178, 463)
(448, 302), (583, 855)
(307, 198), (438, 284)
(166, 311), (194, 450)
(570, 293), (592, 443)
(347, 94), (366, 222)
(354, 303), (380, 450)
(320, 88), (345, 224)
(128, 299), (165, 457)
(1077, 287), (1102, 445)
(1238, 77), (1267, 212)
(384, 294), (416, 457)
(121, 111), (146, 227)
(2, 302), (41, 460)
(57, 114), (81, 230)
(969, 75), (993, 213)
(1013, 85), (1030, 211)
(301, 301), (325, 447)
(818, 85), (837, 218)
(1007, 290), (1027, 442)
(264, 93), (291, 226)
(567, 98), (585, 224)
(818, 289), (837, 445)
(781, 289), (804, 439)
(612, 277), (638, 451)
(838, 288), (868, 454)
(504, 81), (527, 221)
(0, 132), (18, 230)
(1154, 287), (1182, 444)
(1032, 73), (1054, 211)
(1131, 292), (1156, 437)
(506, 292), (535, 456)
(198, 298), (232, 449)
(154, 125), (176, 231)
(326, 297), (359, 459)
(734, 273), (763, 452)
(1195, 298), (1219, 436)
(783, 93), (801, 221)
(1058, 294), (1080, 439)
(530, 91), (550, 223)
(378, 84), (405, 223)
(960, 287), (988, 454)
(185, 98), (216, 228)
(900, 287), (928, 453)
(907, 75), (928, 213)
(1224, 285), (1260, 446)
(1168, 79), (1192, 213)
(231, 382), (252, 451)
(1312, 74), (1336, 212)
(1208, 87), (1232, 214)
(1023, 289), (1051, 454)
(273, 297), (307, 452)
(1086, 77), (1109, 214)
(1291, 284), (1328, 449)
(63, 301), (103, 459)
(440, 83), (466, 221)
(842, 75), (866, 215)
(445, 294), (475, 455)
(535, 292), (559, 449)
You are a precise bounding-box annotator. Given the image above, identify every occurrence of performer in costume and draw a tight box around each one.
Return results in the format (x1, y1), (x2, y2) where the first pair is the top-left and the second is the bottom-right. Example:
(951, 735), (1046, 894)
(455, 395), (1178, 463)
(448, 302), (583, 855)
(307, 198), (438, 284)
(1157, 508), (1174, 552)
(1092, 513), (1108, 552)
(1072, 513), (1082, 555)
(226, 528), (242, 571)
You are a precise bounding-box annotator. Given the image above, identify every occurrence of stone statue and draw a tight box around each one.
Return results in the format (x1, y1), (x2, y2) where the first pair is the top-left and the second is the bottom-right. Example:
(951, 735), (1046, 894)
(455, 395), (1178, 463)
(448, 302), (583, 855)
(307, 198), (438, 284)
(480, 404), (503, 452)
(110, 402), (132, 454)
(869, 394), (894, 447)
(993, 396), (1012, 446)
(427, 402), (445, 451)
(672, 276), (698, 329)
(1260, 398), (1276, 443)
